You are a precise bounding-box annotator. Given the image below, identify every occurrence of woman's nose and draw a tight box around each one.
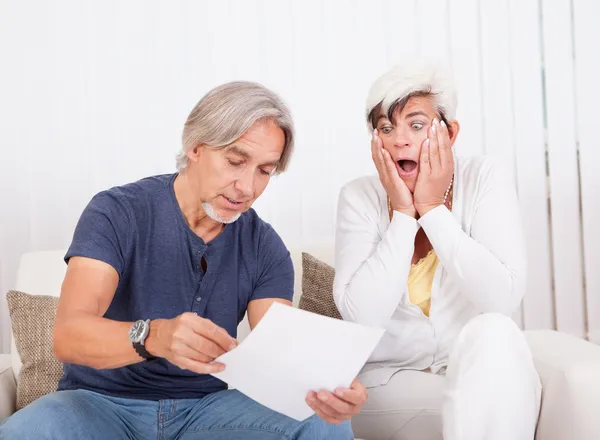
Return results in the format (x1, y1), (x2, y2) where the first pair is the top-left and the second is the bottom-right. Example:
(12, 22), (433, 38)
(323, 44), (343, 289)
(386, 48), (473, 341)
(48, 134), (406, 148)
(393, 126), (411, 148)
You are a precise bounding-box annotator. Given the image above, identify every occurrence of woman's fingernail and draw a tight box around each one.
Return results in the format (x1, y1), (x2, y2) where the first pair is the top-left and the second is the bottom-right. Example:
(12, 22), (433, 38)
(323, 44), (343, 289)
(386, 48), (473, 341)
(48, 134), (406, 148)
(441, 120), (447, 128)
(425, 139), (430, 147)
(431, 123), (436, 133)
(373, 129), (378, 138)
(318, 393), (329, 401)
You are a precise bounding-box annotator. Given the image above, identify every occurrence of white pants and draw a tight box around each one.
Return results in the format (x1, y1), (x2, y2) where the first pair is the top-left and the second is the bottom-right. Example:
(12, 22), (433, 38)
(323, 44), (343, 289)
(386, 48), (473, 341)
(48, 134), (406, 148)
(352, 313), (542, 440)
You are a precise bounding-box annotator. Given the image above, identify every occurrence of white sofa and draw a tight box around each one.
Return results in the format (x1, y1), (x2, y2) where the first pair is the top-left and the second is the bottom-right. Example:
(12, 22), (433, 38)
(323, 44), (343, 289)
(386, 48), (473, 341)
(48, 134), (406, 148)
(2, 249), (600, 440)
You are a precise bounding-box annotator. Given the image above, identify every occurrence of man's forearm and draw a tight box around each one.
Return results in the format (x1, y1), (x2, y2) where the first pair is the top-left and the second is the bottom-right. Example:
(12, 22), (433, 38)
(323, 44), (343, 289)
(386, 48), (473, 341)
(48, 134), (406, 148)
(53, 312), (145, 369)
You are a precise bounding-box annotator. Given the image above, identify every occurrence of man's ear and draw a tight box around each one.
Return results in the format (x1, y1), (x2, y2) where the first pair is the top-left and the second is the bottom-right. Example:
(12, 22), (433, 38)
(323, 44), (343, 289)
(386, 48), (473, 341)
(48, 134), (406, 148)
(448, 120), (460, 148)
(187, 144), (204, 164)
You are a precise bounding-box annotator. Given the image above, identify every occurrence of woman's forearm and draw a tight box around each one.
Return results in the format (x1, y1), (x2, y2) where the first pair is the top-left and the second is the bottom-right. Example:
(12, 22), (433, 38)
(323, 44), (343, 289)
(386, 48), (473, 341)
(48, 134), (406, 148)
(334, 211), (419, 326)
(419, 206), (526, 314)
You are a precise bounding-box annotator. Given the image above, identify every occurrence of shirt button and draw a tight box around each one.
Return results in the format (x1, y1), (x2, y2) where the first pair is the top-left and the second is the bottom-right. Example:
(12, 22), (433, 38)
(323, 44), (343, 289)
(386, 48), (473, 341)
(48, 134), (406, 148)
(195, 297), (202, 302)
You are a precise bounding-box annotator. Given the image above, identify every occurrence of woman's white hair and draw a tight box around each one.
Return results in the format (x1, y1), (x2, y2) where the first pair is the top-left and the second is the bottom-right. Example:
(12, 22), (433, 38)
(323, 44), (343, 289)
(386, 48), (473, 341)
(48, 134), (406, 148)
(365, 60), (458, 130)
(177, 81), (294, 173)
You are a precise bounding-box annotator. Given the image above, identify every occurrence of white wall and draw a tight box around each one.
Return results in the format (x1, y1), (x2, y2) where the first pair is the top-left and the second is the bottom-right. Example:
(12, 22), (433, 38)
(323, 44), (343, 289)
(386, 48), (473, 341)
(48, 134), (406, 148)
(1, 0), (599, 353)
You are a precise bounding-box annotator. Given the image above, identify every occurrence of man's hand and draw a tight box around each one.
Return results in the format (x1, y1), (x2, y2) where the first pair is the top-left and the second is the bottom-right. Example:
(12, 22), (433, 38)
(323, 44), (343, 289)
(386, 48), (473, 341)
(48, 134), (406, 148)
(414, 118), (454, 217)
(305, 378), (368, 424)
(371, 129), (416, 218)
(145, 313), (238, 374)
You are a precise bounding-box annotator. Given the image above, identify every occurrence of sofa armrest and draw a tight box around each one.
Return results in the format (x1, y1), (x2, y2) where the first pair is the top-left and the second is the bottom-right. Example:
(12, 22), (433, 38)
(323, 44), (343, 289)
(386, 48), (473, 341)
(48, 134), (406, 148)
(0, 354), (16, 423)
(525, 330), (600, 440)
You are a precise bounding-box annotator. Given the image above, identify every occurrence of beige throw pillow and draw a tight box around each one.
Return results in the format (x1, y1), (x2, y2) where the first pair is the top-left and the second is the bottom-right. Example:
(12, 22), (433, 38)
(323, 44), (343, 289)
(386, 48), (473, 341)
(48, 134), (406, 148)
(6, 290), (63, 410)
(299, 253), (342, 320)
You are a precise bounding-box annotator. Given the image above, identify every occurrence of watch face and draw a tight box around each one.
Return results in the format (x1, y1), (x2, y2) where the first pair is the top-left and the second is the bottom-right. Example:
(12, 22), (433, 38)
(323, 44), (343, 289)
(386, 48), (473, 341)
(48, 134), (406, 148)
(129, 320), (146, 343)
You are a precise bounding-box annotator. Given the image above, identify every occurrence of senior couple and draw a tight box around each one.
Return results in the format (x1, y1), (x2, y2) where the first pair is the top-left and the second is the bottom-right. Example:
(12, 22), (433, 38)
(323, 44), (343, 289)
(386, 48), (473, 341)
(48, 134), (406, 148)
(0, 61), (540, 440)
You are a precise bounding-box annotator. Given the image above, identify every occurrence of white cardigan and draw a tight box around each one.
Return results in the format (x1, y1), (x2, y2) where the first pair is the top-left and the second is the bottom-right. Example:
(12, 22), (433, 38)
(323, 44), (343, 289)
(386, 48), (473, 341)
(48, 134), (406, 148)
(332, 155), (526, 383)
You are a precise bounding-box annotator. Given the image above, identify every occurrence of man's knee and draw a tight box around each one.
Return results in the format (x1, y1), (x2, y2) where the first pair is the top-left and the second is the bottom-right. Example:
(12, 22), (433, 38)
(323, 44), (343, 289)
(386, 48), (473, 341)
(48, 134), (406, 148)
(1, 392), (72, 439)
(0, 391), (101, 439)
(299, 416), (353, 440)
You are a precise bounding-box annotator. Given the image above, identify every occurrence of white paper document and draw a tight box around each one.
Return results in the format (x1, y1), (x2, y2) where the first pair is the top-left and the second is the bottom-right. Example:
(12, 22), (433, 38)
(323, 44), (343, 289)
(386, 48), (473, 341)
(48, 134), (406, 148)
(211, 303), (385, 421)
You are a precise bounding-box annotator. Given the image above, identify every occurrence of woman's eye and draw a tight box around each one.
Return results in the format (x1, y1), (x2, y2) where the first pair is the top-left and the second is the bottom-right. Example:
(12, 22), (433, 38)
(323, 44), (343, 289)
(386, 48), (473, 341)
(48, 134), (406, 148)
(228, 160), (242, 167)
(411, 123), (424, 131)
(380, 126), (393, 134)
(259, 169), (272, 176)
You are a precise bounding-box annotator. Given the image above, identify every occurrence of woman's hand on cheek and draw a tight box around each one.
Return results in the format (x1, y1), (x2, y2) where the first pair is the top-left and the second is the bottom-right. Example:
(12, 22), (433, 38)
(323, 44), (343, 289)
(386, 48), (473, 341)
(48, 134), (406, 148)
(414, 119), (454, 217)
(371, 129), (416, 218)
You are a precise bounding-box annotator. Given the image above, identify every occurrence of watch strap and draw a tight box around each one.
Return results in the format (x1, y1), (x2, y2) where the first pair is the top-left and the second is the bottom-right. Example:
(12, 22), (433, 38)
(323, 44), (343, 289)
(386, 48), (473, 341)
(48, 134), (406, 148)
(133, 341), (155, 360)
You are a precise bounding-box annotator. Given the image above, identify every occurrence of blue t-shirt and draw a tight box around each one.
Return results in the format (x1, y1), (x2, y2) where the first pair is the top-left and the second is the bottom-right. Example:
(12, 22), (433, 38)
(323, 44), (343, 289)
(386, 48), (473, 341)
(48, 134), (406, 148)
(57, 173), (294, 400)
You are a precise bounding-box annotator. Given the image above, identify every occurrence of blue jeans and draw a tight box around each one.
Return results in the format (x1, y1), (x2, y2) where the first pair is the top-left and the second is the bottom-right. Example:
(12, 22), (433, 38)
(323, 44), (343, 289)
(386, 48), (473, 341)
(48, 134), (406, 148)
(0, 389), (353, 439)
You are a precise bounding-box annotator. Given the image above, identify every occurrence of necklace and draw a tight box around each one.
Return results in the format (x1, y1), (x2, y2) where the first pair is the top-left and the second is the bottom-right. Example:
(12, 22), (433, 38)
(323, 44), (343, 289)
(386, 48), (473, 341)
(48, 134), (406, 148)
(443, 175), (454, 207)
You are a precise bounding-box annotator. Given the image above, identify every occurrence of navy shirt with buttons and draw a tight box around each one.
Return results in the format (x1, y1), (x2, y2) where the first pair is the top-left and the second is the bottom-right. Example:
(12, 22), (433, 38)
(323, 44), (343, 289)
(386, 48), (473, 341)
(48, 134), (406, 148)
(57, 173), (294, 400)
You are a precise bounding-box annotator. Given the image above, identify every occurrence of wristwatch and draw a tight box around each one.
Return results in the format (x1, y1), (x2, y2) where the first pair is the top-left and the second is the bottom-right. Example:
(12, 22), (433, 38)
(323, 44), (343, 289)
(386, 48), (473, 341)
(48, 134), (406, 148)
(128, 319), (155, 360)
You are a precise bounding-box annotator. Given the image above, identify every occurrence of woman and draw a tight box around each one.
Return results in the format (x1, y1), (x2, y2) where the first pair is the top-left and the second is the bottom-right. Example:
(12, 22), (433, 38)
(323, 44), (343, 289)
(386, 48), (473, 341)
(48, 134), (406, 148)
(333, 61), (541, 440)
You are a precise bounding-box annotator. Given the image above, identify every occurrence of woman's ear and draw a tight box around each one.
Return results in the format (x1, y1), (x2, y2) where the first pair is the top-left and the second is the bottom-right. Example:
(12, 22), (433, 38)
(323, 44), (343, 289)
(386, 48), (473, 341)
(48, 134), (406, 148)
(448, 120), (460, 147)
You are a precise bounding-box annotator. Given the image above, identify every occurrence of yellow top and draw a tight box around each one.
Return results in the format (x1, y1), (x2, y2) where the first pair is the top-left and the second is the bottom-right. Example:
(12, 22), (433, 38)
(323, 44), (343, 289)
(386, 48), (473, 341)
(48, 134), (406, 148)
(408, 250), (439, 317)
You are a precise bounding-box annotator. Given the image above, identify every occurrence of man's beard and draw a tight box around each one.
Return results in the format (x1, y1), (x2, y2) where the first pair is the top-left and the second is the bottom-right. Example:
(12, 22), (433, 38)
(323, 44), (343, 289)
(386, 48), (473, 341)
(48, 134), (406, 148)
(202, 202), (241, 224)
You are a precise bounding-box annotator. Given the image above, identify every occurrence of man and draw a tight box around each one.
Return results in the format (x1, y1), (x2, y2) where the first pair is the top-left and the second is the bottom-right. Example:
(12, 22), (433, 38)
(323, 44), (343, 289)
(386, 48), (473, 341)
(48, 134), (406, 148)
(0, 81), (365, 439)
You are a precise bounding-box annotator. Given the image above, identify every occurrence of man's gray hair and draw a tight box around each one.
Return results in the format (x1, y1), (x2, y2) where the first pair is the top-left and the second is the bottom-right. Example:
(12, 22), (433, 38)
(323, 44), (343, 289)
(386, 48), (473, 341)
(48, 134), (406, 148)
(177, 81), (295, 174)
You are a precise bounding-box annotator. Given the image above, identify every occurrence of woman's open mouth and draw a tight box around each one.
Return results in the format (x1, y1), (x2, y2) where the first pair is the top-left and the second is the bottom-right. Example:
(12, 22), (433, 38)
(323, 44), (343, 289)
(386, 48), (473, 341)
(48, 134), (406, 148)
(397, 159), (418, 176)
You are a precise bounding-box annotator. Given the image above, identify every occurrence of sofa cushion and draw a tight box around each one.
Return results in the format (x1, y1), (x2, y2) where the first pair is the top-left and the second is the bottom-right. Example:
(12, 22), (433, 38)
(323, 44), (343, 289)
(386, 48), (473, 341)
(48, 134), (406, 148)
(6, 290), (63, 410)
(298, 252), (342, 319)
